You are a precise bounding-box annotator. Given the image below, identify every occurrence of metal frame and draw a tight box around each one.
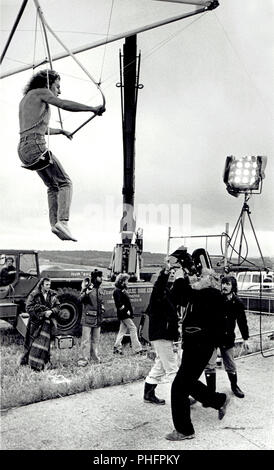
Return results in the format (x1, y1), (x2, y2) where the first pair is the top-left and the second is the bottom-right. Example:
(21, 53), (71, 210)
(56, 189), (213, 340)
(0, 0), (219, 78)
(167, 223), (230, 270)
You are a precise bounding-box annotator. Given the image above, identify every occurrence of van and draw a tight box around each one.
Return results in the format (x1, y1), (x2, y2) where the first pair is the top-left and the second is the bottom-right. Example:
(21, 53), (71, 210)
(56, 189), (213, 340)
(236, 271), (274, 291)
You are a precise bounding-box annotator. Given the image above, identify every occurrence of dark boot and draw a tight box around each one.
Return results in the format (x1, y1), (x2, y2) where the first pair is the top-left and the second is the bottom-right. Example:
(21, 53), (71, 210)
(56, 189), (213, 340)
(205, 371), (216, 393)
(144, 382), (165, 405)
(227, 372), (245, 398)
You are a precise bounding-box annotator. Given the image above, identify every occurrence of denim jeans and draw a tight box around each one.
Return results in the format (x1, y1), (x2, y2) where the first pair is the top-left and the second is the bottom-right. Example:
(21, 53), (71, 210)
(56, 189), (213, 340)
(205, 346), (236, 374)
(145, 339), (179, 385)
(18, 134), (72, 225)
(114, 318), (142, 353)
(80, 325), (101, 361)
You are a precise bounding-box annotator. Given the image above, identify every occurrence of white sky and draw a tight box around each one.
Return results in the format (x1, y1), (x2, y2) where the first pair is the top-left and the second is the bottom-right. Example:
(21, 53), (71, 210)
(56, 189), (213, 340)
(0, 0), (273, 260)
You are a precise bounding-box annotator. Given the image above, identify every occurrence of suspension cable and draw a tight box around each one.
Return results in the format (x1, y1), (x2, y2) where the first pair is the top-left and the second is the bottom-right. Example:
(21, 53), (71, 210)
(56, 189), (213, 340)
(99, 0), (115, 86)
(36, 5), (63, 130)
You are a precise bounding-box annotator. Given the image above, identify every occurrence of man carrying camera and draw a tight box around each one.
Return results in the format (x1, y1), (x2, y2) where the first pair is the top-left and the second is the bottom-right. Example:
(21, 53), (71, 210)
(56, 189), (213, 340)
(165, 252), (230, 441)
(77, 269), (105, 366)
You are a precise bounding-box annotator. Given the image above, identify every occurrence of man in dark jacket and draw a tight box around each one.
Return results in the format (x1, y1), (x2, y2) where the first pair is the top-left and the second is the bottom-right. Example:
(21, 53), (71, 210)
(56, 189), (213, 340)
(20, 277), (60, 371)
(113, 273), (143, 355)
(143, 261), (181, 405)
(0, 257), (16, 286)
(77, 269), (105, 366)
(166, 269), (230, 441)
(204, 275), (249, 398)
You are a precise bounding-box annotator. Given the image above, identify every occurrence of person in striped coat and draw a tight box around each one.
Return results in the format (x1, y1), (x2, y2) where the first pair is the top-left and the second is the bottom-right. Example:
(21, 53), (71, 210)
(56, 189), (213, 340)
(20, 277), (60, 371)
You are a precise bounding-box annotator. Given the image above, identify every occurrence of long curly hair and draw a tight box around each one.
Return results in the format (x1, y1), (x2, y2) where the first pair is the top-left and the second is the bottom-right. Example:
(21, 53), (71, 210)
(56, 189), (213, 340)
(191, 268), (221, 291)
(23, 69), (60, 95)
(115, 273), (130, 289)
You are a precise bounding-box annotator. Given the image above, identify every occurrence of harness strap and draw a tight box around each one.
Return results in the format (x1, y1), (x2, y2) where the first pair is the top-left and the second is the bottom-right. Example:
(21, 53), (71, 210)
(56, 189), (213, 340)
(21, 149), (52, 171)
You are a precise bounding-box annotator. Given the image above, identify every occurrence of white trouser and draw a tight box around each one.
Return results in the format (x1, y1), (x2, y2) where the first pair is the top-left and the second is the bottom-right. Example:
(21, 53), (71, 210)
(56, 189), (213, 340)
(146, 339), (179, 385)
(114, 318), (142, 353)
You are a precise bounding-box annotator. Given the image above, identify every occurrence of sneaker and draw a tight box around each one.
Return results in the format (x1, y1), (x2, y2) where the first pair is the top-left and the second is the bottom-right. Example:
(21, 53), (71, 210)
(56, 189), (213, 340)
(165, 430), (195, 441)
(51, 225), (67, 240)
(77, 359), (89, 367)
(55, 221), (77, 242)
(218, 394), (230, 420)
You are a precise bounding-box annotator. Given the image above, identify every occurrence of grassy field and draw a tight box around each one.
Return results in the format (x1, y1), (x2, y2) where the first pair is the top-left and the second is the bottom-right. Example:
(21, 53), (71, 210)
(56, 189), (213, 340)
(1, 311), (273, 410)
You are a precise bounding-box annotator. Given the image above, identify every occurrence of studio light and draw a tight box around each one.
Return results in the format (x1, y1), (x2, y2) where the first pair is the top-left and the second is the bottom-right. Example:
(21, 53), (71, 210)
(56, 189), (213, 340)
(223, 155), (268, 269)
(223, 155), (267, 197)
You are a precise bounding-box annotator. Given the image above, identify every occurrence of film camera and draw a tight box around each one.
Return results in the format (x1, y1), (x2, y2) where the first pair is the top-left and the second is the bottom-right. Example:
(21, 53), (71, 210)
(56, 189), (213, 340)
(170, 246), (211, 276)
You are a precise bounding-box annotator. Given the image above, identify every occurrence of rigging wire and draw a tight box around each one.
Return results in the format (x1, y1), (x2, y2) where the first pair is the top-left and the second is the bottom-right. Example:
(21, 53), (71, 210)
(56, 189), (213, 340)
(36, 5), (64, 130)
(99, 0), (115, 86)
(32, 0), (106, 137)
(212, 11), (273, 121)
(32, 10), (38, 71)
(48, 7), (206, 128)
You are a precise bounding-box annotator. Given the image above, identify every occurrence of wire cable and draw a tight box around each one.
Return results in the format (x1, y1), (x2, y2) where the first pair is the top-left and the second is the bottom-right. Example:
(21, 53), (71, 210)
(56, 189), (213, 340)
(213, 11), (273, 120)
(99, 0), (115, 86)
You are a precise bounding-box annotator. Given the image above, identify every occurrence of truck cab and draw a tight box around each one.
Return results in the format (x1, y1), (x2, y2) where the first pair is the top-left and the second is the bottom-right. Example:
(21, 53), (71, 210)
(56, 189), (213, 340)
(0, 250), (40, 322)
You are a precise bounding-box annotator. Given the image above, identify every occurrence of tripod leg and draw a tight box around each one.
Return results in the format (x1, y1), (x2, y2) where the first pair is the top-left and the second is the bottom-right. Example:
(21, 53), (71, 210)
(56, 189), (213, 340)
(246, 212), (266, 267)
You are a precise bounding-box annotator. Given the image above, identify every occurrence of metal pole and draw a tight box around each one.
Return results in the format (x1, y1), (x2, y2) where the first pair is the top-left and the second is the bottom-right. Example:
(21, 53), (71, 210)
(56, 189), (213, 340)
(33, 0), (63, 129)
(0, 0), (28, 64)
(224, 222), (229, 269)
(167, 226), (171, 257)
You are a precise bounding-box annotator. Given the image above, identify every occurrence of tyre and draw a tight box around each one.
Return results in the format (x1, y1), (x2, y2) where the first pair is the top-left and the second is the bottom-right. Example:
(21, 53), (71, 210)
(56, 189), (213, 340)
(56, 288), (82, 336)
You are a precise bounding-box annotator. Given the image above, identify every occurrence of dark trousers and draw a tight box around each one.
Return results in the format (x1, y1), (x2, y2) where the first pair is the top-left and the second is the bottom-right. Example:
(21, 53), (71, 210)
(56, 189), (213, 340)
(171, 338), (226, 435)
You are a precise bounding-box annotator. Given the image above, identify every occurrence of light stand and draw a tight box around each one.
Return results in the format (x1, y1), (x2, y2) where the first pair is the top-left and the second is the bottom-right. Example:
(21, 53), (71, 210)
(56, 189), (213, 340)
(227, 193), (266, 268)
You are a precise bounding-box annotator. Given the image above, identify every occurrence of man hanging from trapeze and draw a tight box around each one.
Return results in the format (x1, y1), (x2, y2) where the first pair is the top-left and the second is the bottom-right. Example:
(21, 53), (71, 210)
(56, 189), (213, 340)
(18, 69), (105, 242)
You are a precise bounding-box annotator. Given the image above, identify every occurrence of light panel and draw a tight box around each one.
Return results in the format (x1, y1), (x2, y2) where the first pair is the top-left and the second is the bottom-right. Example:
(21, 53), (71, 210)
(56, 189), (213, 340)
(223, 155), (267, 196)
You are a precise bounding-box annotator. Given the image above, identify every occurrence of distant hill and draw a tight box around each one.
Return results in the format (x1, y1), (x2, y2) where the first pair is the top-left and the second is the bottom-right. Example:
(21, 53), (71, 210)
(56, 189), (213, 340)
(39, 250), (166, 269)
(38, 250), (274, 272)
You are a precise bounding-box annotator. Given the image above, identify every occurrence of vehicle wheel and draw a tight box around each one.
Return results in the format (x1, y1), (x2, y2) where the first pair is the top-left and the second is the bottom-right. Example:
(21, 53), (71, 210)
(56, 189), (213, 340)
(56, 288), (82, 336)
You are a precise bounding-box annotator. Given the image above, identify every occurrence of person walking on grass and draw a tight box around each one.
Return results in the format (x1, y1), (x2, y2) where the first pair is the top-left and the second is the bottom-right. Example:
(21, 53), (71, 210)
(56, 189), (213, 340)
(113, 273), (143, 356)
(143, 261), (182, 406)
(77, 269), (105, 366)
(204, 275), (249, 398)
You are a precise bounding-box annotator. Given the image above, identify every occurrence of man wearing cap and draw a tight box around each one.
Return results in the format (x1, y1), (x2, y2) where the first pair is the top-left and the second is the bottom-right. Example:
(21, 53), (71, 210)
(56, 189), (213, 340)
(77, 269), (105, 366)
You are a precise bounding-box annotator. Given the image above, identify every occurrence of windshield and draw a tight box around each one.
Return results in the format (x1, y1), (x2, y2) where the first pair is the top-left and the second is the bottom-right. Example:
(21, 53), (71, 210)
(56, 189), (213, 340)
(20, 253), (38, 276)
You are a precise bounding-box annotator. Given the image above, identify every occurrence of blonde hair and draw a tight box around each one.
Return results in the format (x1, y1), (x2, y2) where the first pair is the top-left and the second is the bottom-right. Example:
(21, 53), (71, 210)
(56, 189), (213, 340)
(115, 273), (130, 288)
(192, 268), (220, 291)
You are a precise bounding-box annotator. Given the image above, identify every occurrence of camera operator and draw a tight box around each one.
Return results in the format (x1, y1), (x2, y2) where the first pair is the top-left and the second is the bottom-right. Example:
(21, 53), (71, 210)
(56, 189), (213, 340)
(77, 269), (104, 366)
(166, 264), (230, 441)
